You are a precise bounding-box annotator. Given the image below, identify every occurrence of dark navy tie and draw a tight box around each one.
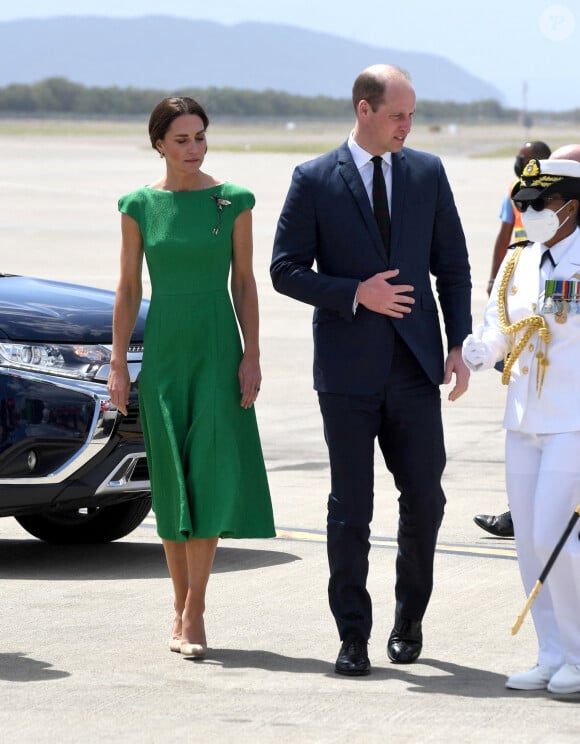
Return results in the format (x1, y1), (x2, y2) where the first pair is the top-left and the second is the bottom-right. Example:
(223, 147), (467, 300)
(540, 249), (555, 268)
(371, 156), (391, 255)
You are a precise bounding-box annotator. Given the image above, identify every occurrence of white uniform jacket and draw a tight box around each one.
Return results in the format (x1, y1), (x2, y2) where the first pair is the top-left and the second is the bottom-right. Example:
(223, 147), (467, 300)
(481, 227), (580, 434)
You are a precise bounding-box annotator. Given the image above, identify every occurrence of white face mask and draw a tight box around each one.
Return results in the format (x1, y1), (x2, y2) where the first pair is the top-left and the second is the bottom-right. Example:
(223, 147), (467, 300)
(521, 201), (570, 244)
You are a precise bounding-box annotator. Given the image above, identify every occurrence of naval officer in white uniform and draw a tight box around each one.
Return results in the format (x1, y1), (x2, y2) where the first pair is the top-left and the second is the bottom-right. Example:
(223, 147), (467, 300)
(462, 157), (580, 694)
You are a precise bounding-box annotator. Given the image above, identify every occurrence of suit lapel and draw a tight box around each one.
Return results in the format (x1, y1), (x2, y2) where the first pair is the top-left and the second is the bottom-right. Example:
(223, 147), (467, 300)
(336, 143), (388, 262)
(518, 239), (580, 308)
(390, 150), (407, 258)
(547, 230), (580, 283)
(517, 243), (543, 301)
(555, 257), (580, 281)
(554, 242), (580, 280)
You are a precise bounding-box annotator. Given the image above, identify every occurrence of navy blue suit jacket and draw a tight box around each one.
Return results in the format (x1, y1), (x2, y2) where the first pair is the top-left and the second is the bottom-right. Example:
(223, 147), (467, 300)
(270, 142), (472, 394)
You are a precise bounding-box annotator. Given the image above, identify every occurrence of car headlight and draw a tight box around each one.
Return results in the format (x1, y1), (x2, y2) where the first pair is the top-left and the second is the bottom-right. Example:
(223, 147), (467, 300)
(0, 342), (112, 379)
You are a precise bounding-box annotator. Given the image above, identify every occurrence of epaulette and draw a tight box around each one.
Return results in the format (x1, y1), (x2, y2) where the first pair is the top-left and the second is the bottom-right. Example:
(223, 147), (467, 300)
(507, 239), (532, 251)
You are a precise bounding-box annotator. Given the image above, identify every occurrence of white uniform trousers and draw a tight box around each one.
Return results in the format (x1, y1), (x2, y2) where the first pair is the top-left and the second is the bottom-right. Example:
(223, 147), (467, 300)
(506, 430), (580, 666)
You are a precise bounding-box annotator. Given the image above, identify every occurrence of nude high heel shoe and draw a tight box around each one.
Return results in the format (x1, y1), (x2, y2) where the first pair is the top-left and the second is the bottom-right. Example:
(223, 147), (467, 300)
(180, 642), (207, 658)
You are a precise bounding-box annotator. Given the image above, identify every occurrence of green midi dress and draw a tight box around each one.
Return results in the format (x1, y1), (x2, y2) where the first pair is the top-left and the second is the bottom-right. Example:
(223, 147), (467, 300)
(118, 183), (275, 541)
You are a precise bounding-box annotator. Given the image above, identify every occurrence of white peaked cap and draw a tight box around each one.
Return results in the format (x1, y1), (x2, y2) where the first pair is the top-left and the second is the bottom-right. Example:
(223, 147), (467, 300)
(538, 159), (580, 178)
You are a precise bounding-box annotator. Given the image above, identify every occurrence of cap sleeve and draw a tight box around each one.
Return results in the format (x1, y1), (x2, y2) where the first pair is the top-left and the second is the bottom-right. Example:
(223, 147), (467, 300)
(236, 188), (255, 213)
(118, 190), (143, 223)
(221, 183), (255, 217)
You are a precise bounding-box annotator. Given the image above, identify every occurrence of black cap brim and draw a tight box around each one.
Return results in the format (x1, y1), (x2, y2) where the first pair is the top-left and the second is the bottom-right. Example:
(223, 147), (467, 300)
(511, 185), (545, 201)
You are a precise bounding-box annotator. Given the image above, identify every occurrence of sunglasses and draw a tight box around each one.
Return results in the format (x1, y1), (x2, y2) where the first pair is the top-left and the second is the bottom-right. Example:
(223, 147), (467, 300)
(514, 195), (566, 213)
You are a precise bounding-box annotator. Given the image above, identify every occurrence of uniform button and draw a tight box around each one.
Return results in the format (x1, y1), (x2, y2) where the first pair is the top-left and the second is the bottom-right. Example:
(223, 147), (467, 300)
(522, 366), (529, 375)
(528, 344), (534, 352)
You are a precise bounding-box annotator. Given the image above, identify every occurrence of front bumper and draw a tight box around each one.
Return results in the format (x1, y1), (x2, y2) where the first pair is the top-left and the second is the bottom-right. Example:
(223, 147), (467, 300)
(0, 367), (150, 515)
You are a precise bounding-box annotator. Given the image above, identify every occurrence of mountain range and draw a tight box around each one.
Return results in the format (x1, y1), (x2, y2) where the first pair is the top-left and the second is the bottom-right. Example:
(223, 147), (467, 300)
(0, 16), (503, 104)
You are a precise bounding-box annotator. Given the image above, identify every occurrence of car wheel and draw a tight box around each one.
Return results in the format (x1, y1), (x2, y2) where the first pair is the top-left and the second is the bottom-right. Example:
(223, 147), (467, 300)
(15, 495), (152, 544)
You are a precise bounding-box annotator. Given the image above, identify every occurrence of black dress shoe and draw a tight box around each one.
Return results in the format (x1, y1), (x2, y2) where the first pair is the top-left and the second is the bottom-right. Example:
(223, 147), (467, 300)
(387, 617), (422, 664)
(335, 638), (370, 676)
(473, 510), (514, 537)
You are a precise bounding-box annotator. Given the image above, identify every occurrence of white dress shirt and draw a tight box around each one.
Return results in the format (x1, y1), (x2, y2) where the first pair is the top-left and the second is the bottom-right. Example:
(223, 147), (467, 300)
(348, 134), (393, 313)
(348, 133), (392, 210)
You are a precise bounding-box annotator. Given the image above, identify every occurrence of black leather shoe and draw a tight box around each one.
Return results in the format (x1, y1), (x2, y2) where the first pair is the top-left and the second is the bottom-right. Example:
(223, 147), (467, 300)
(473, 510), (514, 537)
(335, 638), (370, 676)
(387, 617), (422, 664)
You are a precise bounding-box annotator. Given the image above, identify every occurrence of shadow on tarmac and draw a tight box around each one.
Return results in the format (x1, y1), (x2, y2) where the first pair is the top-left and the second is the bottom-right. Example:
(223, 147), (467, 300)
(0, 540), (300, 581)
(192, 648), (334, 674)
(0, 652), (70, 682)
(360, 658), (544, 698)
(189, 652), (553, 699)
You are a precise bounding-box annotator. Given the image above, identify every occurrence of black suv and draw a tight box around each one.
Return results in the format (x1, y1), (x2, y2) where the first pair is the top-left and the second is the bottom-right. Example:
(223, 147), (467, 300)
(0, 273), (151, 543)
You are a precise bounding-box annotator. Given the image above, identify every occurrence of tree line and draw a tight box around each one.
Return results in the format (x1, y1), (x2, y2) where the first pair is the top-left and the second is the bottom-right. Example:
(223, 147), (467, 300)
(0, 78), (577, 123)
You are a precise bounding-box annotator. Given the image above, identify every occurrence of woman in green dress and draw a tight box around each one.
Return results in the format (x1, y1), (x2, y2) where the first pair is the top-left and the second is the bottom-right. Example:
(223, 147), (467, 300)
(108, 97), (275, 659)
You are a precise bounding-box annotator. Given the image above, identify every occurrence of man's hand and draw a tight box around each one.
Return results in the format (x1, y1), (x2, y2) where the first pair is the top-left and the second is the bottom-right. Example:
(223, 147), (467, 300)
(444, 346), (470, 401)
(356, 269), (414, 318)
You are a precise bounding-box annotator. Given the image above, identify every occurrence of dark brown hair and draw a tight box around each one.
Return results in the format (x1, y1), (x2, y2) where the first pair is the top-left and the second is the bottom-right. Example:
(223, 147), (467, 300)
(148, 97), (209, 151)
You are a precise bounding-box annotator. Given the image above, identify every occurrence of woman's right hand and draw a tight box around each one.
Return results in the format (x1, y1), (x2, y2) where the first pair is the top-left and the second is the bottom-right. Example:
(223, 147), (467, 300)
(107, 362), (131, 416)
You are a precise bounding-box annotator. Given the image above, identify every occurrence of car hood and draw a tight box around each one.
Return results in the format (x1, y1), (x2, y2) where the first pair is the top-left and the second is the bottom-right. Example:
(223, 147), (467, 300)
(0, 274), (148, 343)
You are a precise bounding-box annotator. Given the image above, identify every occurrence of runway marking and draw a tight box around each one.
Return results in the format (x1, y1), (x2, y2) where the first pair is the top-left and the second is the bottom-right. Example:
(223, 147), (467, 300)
(141, 516), (516, 560)
(274, 528), (517, 560)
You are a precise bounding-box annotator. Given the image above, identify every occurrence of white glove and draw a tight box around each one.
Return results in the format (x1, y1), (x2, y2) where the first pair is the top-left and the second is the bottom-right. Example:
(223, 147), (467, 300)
(462, 328), (497, 371)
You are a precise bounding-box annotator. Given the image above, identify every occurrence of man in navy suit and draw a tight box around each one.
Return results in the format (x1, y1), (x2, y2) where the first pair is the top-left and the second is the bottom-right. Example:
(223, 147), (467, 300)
(271, 64), (472, 675)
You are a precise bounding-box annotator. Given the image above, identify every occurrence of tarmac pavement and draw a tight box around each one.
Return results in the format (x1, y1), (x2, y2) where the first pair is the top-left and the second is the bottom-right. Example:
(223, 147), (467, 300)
(1, 136), (579, 742)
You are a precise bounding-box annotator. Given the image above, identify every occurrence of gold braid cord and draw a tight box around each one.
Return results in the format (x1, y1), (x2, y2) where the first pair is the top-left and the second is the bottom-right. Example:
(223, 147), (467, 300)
(497, 245), (551, 396)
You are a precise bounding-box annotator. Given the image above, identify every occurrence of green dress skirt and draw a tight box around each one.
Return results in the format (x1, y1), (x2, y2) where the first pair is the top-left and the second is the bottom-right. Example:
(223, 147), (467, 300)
(118, 183), (275, 541)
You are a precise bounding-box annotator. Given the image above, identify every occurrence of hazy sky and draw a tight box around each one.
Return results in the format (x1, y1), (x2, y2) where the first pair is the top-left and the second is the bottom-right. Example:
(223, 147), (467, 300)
(0, 0), (577, 110)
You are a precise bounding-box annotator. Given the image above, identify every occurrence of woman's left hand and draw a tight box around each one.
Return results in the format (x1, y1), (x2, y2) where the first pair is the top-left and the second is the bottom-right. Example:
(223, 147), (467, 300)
(238, 354), (262, 408)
